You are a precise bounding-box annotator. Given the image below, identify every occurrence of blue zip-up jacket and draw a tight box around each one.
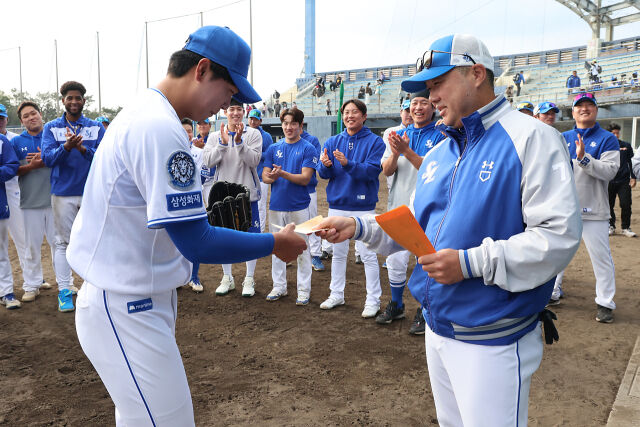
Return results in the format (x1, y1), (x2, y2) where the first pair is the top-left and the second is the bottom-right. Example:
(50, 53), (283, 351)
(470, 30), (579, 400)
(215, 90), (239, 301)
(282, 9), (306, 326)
(398, 122), (445, 156)
(41, 113), (105, 196)
(256, 126), (274, 182)
(566, 74), (581, 88)
(317, 126), (385, 211)
(0, 134), (19, 219)
(353, 96), (582, 345)
(301, 130), (321, 193)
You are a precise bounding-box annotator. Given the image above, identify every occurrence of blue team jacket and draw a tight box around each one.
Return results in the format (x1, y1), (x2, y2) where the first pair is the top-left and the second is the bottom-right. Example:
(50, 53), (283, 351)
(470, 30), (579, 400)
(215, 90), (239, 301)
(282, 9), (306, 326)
(41, 114), (105, 196)
(0, 135), (20, 219)
(398, 122), (445, 156)
(301, 130), (321, 193)
(317, 126), (385, 211)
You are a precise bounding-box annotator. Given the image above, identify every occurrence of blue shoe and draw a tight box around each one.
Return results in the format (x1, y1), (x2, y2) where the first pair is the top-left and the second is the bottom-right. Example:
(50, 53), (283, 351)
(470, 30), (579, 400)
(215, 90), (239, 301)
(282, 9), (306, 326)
(58, 289), (74, 312)
(311, 256), (325, 271)
(1, 293), (22, 310)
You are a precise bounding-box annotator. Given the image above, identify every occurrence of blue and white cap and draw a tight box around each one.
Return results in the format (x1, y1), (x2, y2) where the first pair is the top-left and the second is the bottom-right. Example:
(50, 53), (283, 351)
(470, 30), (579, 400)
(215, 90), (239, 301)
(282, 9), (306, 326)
(402, 34), (494, 93)
(0, 104), (7, 118)
(401, 99), (411, 110)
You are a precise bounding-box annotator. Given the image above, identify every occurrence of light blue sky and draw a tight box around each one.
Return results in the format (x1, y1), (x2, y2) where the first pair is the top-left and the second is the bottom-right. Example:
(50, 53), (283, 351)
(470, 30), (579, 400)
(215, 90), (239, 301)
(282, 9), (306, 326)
(1, 0), (639, 110)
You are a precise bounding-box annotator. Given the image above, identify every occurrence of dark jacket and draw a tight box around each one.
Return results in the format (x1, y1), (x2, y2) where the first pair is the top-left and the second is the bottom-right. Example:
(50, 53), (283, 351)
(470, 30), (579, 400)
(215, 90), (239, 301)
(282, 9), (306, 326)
(612, 139), (636, 184)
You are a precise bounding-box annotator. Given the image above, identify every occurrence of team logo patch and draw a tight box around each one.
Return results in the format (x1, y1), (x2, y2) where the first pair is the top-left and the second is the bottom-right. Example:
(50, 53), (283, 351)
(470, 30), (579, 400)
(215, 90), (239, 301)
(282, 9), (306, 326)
(479, 160), (494, 182)
(127, 298), (153, 314)
(276, 150), (283, 159)
(348, 141), (354, 150)
(590, 141), (597, 147)
(421, 161), (439, 184)
(425, 139), (434, 149)
(167, 150), (196, 189)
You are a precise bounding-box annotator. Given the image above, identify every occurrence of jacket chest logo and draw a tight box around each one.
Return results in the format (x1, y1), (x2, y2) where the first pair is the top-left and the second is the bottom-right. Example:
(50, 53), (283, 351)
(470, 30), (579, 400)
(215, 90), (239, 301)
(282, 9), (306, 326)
(421, 161), (439, 184)
(276, 150), (283, 159)
(479, 160), (494, 182)
(590, 141), (597, 147)
(348, 141), (354, 150)
(425, 139), (434, 148)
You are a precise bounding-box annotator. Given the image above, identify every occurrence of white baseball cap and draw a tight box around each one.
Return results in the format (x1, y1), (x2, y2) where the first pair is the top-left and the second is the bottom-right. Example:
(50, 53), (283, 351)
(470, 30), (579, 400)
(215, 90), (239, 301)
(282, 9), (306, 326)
(402, 34), (494, 93)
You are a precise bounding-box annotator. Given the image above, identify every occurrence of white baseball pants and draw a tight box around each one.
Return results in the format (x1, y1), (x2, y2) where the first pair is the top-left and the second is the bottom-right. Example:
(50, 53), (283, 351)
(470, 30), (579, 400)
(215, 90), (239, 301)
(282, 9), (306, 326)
(53, 195), (81, 290)
(553, 220), (615, 309)
(202, 180), (214, 209)
(5, 177), (27, 271)
(258, 181), (269, 232)
(269, 208), (312, 295)
(22, 207), (56, 291)
(76, 282), (195, 427)
(0, 219), (14, 297)
(326, 208), (381, 306)
(308, 191), (322, 257)
(386, 249), (411, 284)
(425, 323), (543, 427)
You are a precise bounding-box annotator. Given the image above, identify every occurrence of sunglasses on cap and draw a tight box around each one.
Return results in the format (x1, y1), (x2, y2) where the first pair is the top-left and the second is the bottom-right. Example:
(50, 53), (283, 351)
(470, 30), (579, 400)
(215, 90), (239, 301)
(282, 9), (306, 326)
(517, 102), (534, 110)
(573, 92), (596, 103)
(416, 50), (476, 72)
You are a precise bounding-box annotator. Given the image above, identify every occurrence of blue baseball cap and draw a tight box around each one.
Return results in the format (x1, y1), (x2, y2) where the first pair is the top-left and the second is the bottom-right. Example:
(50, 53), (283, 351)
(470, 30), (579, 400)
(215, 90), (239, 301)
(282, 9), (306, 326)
(572, 92), (597, 108)
(96, 116), (110, 124)
(517, 102), (534, 113)
(0, 104), (7, 118)
(401, 99), (411, 110)
(197, 118), (210, 124)
(534, 102), (559, 115)
(184, 26), (261, 104)
(402, 34), (494, 93)
(248, 109), (262, 119)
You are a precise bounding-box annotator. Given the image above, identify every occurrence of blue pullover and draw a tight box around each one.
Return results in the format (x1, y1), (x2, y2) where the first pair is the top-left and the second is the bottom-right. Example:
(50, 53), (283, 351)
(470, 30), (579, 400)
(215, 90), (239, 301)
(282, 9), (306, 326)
(301, 130), (321, 193)
(0, 135), (19, 219)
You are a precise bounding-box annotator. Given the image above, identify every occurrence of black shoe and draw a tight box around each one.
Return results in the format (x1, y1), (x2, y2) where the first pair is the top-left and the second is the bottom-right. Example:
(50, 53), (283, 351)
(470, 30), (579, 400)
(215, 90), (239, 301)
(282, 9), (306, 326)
(355, 255), (363, 265)
(320, 250), (332, 260)
(546, 298), (560, 307)
(375, 301), (405, 324)
(409, 307), (426, 335)
(596, 304), (614, 323)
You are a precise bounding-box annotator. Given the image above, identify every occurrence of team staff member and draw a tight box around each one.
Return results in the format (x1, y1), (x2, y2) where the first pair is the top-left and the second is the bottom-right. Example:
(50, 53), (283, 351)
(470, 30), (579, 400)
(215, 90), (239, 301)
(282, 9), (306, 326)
(67, 26), (305, 426)
(11, 102), (56, 302)
(42, 81), (105, 312)
(316, 34), (581, 426)
(554, 93), (619, 322)
(516, 101), (534, 116)
(317, 99), (385, 318)
(300, 126), (324, 271)
(202, 98), (262, 297)
(607, 123), (636, 237)
(247, 109), (273, 233)
(377, 89), (444, 334)
(263, 108), (317, 305)
(533, 101), (559, 126)
(0, 133), (20, 309)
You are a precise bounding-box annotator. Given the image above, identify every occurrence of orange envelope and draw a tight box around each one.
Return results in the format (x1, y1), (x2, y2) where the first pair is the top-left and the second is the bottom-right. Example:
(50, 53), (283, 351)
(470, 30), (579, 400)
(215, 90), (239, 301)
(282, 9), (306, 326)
(375, 205), (436, 257)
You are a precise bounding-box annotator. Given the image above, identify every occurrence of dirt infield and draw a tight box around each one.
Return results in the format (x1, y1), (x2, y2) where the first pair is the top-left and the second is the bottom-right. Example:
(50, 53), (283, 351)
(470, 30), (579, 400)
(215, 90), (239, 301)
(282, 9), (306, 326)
(0, 178), (638, 426)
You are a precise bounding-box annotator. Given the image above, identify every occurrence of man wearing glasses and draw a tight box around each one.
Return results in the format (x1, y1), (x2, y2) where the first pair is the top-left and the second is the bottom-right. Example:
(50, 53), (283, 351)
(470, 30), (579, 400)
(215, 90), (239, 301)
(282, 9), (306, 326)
(554, 93), (619, 323)
(315, 34), (581, 425)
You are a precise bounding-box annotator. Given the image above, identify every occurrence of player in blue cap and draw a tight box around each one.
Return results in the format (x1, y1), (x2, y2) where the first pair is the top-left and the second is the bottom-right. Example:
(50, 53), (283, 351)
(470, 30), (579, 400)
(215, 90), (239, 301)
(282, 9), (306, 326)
(96, 116), (110, 130)
(67, 26), (305, 425)
(533, 101), (559, 126)
(315, 33), (581, 425)
(516, 101), (534, 116)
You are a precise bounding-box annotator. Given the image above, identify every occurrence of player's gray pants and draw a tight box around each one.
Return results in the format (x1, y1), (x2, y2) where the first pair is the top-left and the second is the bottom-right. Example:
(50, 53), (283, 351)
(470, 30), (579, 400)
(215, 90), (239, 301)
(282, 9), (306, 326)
(5, 177), (27, 272)
(386, 249), (411, 284)
(308, 191), (322, 257)
(0, 219), (14, 297)
(269, 208), (312, 295)
(22, 207), (56, 292)
(553, 220), (616, 309)
(326, 208), (381, 306)
(52, 195), (81, 290)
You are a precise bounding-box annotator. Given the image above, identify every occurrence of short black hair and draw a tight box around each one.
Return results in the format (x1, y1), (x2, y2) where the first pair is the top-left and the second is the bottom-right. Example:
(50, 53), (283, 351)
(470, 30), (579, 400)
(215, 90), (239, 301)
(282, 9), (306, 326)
(167, 49), (233, 86)
(181, 118), (193, 126)
(60, 81), (86, 97)
(17, 101), (41, 118)
(341, 98), (367, 115)
(607, 123), (621, 132)
(280, 108), (304, 125)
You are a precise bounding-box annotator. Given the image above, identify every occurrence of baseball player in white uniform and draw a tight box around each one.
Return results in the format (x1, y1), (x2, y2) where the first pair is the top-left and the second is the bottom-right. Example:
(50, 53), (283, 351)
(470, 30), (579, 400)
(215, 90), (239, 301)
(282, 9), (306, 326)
(0, 132), (20, 310)
(202, 98), (263, 297)
(67, 26), (305, 426)
(315, 34), (581, 426)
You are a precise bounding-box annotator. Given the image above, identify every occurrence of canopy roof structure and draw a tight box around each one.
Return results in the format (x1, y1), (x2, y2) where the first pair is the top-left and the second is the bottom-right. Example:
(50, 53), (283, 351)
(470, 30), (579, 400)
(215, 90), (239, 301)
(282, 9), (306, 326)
(555, 0), (640, 40)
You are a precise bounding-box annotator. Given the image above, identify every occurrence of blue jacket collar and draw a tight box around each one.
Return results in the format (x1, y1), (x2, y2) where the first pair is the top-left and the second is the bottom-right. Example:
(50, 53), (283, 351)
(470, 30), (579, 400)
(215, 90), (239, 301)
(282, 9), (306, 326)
(573, 122), (601, 138)
(341, 126), (372, 139)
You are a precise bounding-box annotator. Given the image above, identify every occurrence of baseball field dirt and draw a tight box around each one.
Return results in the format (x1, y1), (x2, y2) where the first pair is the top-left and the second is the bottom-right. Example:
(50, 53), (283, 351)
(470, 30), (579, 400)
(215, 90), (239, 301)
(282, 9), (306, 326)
(0, 178), (638, 426)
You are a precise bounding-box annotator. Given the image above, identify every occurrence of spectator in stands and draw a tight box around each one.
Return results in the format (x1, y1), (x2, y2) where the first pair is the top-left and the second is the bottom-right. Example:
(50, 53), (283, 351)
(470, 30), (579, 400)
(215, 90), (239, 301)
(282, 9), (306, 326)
(607, 123), (636, 237)
(358, 86), (365, 100)
(261, 102), (267, 117)
(505, 86), (514, 104)
(377, 71), (387, 85)
(282, 101), (288, 110)
(517, 101), (534, 116)
(566, 70), (581, 92)
(589, 60), (601, 83)
(513, 71), (525, 96)
(273, 90), (280, 100)
(326, 99), (332, 116)
(274, 100), (281, 118)
(533, 102), (559, 126)
(631, 72), (639, 85)
(365, 83), (373, 103)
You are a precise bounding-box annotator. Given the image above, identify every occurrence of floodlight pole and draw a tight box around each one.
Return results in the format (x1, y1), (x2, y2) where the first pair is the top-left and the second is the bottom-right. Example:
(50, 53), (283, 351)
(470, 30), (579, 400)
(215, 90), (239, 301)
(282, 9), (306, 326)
(18, 46), (23, 98)
(249, 0), (254, 85)
(55, 39), (60, 115)
(97, 32), (102, 114)
(145, 21), (150, 89)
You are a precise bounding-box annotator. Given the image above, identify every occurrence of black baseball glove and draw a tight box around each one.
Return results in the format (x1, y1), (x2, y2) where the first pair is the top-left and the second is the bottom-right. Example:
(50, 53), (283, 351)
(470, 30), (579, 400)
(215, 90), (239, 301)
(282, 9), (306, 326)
(206, 181), (252, 231)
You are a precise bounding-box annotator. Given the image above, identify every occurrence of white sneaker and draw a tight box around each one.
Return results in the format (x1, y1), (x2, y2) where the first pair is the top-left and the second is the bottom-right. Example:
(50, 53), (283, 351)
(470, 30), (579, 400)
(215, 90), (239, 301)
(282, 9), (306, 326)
(215, 275), (235, 295)
(621, 228), (637, 237)
(266, 288), (287, 301)
(320, 296), (345, 309)
(296, 291), (310, 306)
(189, 279), (204, 293)
(242, 277), (256, 297)
(41, 281), (52, 290)
(609, 226), (615, 236)
(22, 289), (40, 302)
(70, 285), (79, 295)
(361, 303), (380, 318)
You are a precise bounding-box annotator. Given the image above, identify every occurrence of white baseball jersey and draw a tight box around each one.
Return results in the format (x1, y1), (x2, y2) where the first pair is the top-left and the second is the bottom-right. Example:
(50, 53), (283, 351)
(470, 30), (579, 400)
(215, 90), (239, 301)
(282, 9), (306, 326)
(67, 89), (207, 294)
